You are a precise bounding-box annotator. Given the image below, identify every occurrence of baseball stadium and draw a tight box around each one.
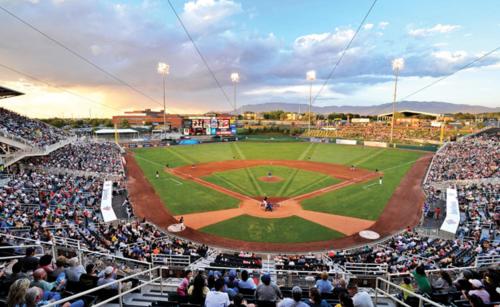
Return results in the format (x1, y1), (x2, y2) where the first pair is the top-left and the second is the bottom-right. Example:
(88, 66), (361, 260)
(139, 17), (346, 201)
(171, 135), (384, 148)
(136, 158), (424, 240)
(0, 1), (499, 307)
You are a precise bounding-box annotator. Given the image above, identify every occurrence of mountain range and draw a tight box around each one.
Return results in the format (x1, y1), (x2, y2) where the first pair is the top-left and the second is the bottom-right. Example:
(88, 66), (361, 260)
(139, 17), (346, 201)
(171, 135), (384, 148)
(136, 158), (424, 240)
(236, 101), (499, 115)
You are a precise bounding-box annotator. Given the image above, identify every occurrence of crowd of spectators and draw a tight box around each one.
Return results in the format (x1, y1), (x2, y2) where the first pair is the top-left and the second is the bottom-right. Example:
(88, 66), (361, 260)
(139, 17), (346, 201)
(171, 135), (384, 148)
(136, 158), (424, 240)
(303, 124), (453, 143)
(0, 107), (69, 147)
(274, 254), (328, 272)
(174, 268), (372, 307)
(426, 132), (499, 182)
(28, 142), (125, 176)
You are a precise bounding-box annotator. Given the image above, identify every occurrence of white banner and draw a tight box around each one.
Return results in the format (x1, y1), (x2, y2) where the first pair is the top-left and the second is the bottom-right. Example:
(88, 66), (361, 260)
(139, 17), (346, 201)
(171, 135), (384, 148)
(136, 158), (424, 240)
(100, 181), (117, 223)
(440, 188), (460, 235)
(336, 139), (357, 145)
(364, 141), (388, 148)
(351, 118), (370, 123)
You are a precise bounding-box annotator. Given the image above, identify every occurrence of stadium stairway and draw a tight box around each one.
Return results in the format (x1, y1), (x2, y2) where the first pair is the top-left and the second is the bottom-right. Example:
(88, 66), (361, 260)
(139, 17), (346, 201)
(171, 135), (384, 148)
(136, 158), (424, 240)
(100, 284), (175, 307)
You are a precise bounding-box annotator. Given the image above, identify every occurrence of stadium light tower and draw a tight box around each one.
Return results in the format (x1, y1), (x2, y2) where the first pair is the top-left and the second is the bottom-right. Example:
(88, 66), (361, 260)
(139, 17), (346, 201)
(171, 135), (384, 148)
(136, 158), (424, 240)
(306, 70), (316, 134)
(230, 72), (240, 117)
(157, 62), (170, 137)
(390, 58), (404, 144)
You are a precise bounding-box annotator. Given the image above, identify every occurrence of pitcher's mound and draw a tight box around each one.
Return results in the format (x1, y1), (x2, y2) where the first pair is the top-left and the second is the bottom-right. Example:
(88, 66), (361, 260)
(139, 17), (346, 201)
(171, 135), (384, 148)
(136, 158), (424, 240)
(258, 176), (283, 182)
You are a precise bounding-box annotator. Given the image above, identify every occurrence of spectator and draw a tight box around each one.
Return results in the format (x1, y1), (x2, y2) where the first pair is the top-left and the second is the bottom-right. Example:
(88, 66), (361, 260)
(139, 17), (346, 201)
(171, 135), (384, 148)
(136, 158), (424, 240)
(229, 293), (247, 307)
(332, 279), (347, 298)
(20, 247), (39, 273)
(38, 254), (56, 276)
(50, 256), (67, 281)
(64, 258), (85, 283)
(97, 266), (119, 290)
(177, 270), (193, 301)
(79, 264), (99, 290)
(1, 261), (27, 292)
(278, 286), (308, 307)
(25, 286), (84, 307)
(432, 271), (453, 291)
(347, 284), (373, 307)
(7, 278), (31, 307)
(306, 287), (330, 307)
(315, 272), (333, 294)
(412, 266), (431, 294)
(256, 273), (282, 303)
(336, 292), (354, 307)
(238, 270), (256, 290)
(205, 278), (230, 307)
(399, 277), (414, 302)
(188, 273), (209, 305)
(467, 279), (490, 304)
(31, 268), (65, 293)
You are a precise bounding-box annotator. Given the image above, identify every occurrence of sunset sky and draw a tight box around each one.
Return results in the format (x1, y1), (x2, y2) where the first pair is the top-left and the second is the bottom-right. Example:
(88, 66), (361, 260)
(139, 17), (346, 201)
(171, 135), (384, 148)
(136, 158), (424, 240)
(0, 0), (499, 118)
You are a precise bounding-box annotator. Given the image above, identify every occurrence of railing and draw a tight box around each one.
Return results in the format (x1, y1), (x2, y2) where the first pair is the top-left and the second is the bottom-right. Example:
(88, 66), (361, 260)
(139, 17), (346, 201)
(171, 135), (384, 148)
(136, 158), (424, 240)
(375, 277), (443, 307)
(475, 254), (500, 267)
(0, 129), (33, 147)
(344, 262), (388, 276)
(151, 253), (192, 268)
(25, 165), (123, 182)
(386, 266), (477, 287)
(44, 265), (165, 307)
(0, 244), (45, 261)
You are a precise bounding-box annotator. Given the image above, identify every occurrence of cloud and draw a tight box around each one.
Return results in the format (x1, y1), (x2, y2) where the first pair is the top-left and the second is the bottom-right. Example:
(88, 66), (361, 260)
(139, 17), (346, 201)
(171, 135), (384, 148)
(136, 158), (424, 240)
(408, 23), (461, 37)
(378, 21), (389, 29)
(293, 28), (355, 56)
(363, 23), (374, 30)
(181, 0), (242, 35)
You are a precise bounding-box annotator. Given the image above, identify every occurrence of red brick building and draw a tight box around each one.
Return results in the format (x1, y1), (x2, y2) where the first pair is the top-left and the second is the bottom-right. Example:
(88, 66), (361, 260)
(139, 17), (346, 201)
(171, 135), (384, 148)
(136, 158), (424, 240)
(112, 109), (183, 130)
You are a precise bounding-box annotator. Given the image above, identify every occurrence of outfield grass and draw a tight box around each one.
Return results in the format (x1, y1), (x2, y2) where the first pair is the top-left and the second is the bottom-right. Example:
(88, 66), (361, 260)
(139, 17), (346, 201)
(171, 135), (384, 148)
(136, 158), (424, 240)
(133, 154), (239, 215)
(203, 165), (341, 197)
(133, 142), (424, 226)
(301, 149), (424, 220)
(200, 215), (344, 243)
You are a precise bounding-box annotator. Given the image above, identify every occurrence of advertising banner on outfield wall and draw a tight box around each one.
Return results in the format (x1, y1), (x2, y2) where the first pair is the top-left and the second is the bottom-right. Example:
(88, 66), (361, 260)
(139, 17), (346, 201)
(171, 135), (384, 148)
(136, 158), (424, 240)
(351, 118), (370, 123)
(364, 141), (388, 148)
(100, 181), (117, 223)
(440, 188), (460, 235)
(336, 139), (357, 145)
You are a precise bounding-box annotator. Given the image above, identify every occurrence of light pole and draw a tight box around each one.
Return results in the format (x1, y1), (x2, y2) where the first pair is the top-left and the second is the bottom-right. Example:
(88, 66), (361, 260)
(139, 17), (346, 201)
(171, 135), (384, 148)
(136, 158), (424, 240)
(157, 62), (170, 138)
(390, 58), (404, 144)
(306, 70), (316, 134)
(230, 72), (240, 117)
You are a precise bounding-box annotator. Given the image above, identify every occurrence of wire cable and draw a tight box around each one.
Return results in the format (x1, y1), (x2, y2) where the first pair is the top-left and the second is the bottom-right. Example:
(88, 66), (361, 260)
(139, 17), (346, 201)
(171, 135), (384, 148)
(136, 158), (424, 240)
(0, 4), (163, 108)
(166, 0), (234, 109)
(399, 46), (500, 101)
(312, 0), (378, 104)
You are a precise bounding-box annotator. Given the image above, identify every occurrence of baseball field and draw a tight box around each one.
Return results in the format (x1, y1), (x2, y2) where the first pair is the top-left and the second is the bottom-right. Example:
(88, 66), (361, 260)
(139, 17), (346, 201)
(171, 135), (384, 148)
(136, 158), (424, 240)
(127, 141), (431, 251)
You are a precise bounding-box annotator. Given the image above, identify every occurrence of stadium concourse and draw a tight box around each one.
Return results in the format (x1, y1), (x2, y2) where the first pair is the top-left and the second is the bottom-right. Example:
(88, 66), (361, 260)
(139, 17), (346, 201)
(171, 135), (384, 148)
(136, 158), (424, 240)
(0, 112), (498, 307)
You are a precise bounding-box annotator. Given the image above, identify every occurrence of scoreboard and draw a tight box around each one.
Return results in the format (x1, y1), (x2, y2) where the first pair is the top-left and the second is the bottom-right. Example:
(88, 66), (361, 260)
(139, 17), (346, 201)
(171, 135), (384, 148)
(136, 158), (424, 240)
(183, 116), (236, 136)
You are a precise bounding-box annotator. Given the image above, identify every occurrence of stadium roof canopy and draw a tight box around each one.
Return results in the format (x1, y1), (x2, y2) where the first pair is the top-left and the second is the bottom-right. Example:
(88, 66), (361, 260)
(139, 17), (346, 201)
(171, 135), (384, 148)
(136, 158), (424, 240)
(0, 86), (24, 100)
(95, 128), (138, 134)
(377, 109), (442, 118)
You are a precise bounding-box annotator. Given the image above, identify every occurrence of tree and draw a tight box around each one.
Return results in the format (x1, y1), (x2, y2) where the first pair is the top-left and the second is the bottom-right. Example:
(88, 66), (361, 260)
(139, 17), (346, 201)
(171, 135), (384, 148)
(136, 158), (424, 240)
(120, 119), (130, 128)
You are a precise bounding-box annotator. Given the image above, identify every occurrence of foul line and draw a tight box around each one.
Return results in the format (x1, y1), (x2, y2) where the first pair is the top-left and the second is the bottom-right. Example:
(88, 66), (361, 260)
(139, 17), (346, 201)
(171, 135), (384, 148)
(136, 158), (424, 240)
(362, 182), (380, 190)
(170, 178), (183, 185)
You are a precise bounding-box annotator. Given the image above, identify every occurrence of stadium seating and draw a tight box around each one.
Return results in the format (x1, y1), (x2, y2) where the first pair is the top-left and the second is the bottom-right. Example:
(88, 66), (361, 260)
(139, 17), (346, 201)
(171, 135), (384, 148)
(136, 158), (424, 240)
(0, 113), (498, 307)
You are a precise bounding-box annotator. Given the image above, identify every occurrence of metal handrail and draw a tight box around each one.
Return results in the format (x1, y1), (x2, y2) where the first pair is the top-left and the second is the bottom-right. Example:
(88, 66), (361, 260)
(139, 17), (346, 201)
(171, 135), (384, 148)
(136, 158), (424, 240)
(44, 265), (164, 307)
(375, 277), (443, 307)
